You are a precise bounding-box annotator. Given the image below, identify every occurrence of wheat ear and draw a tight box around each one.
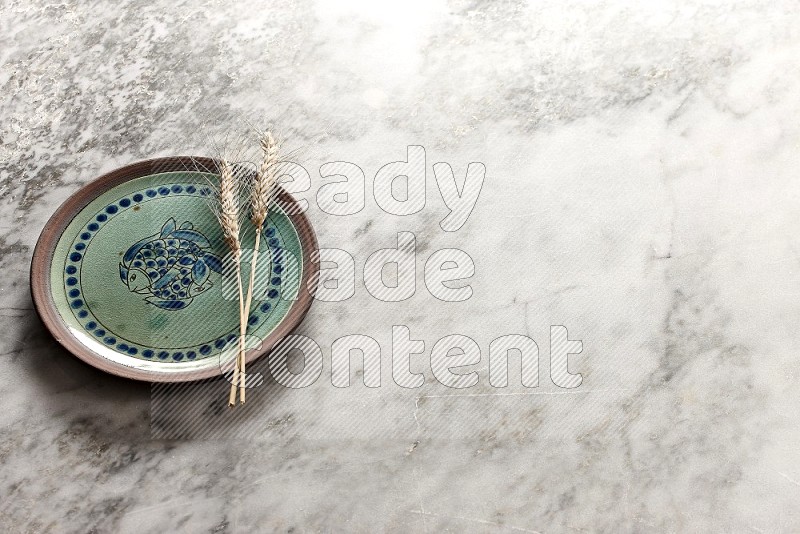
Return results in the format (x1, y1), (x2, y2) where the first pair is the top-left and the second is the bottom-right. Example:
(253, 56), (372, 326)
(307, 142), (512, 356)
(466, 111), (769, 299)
(239, 131), (280, 403)
(217, 159), (246, 407)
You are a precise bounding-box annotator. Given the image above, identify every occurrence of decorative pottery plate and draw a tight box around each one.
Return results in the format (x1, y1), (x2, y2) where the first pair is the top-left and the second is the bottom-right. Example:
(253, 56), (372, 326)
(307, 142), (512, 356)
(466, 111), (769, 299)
(31, 157), (317, 382)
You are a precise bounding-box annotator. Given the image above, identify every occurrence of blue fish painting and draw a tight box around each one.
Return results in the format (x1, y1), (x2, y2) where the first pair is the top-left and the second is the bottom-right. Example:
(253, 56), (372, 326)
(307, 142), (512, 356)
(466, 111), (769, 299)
(119, 218), (223, 310)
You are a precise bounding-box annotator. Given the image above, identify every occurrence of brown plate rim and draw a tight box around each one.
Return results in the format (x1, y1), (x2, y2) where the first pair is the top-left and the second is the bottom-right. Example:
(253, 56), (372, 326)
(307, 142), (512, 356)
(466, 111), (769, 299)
(30, 156), (318, 383)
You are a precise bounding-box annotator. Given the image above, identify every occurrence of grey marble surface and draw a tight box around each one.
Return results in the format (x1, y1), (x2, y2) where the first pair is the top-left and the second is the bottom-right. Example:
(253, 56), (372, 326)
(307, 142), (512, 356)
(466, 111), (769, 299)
(3, 0), (800, 532)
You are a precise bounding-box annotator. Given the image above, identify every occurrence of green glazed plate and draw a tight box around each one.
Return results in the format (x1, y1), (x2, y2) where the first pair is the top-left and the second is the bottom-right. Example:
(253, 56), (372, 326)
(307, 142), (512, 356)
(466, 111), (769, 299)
(31, 157), (317, 382)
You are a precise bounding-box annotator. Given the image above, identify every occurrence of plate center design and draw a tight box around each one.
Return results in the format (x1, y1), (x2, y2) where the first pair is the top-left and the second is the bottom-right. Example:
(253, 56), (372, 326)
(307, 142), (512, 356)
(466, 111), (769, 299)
(118, 217), (223, 311)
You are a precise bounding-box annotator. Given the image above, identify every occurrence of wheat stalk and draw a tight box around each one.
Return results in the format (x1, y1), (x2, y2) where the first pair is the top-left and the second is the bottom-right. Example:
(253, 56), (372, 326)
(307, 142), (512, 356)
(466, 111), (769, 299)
(252, 131), (280, 227)
(216, 158), (247, 407)
(238, 130), (281, 403)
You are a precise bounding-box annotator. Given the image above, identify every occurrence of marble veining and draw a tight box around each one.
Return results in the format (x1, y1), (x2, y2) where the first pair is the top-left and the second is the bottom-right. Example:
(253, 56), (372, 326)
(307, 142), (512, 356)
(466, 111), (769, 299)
(2, 0), (800, 532)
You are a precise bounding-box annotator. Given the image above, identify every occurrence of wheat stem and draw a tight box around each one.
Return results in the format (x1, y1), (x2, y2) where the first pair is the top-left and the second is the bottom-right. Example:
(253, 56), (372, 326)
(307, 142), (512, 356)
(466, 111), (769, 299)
(238, 131), (280, 403)
(240, 229), (261, 404)
(216, 158), (246, 407)
(229, 250), (246, 406)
